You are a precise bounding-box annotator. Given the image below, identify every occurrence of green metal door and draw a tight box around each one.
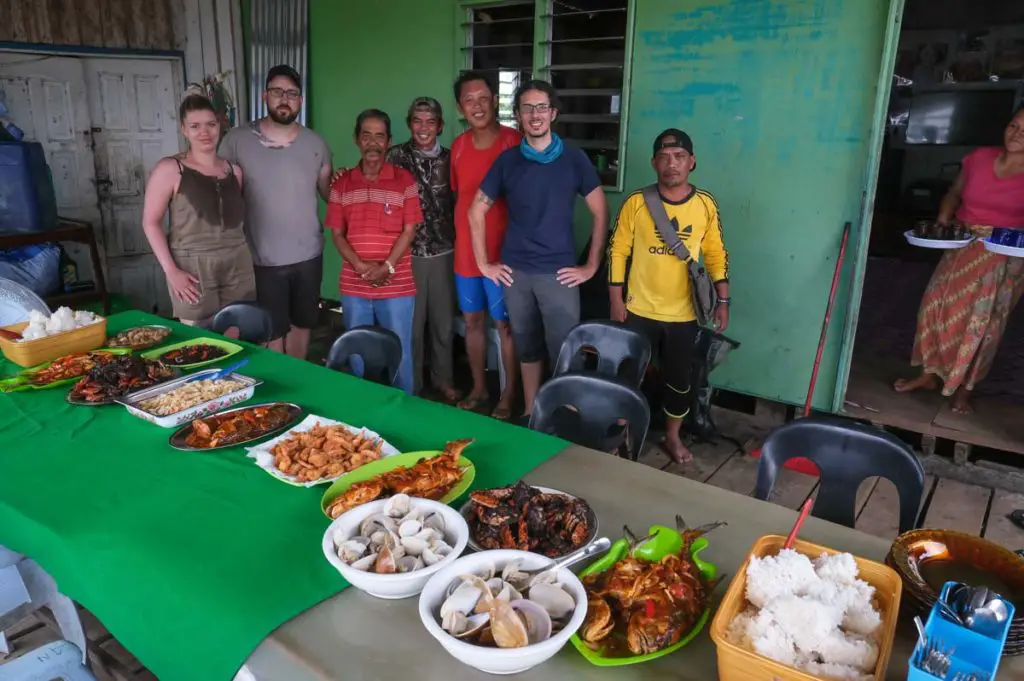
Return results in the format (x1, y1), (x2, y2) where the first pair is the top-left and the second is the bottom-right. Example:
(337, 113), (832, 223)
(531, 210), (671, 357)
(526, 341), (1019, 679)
(621, 0), (903, 410)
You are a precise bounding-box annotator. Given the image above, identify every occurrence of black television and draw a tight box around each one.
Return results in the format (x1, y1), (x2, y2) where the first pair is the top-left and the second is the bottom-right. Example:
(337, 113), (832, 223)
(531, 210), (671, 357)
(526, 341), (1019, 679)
(905, 87), (1019, 146)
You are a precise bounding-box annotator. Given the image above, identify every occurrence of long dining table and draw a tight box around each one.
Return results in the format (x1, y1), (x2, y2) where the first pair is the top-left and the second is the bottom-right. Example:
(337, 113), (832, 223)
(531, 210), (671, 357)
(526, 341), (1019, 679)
(2, 311), (1021, 680)
(239, 445), (1024, 680)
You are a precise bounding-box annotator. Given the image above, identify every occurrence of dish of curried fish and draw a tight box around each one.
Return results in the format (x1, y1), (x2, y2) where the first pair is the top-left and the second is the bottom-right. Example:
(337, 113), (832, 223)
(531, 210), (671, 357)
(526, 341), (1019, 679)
(170, 403), (302, 450)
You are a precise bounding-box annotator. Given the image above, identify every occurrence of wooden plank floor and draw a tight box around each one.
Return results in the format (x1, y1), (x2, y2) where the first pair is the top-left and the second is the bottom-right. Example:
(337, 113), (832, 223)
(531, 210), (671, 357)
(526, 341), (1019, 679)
(4, 407), (1023, 680)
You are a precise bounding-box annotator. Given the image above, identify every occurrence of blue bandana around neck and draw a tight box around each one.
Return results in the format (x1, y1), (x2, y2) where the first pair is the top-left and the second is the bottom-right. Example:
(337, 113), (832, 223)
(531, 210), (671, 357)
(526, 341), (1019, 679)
(520, 133), (564, 164)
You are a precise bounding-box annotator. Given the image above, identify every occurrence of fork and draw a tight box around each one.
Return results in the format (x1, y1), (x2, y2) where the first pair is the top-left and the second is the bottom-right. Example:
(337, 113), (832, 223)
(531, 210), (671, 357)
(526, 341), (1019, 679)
(913, 637), (953, 677)
(950, 672), (990, 681)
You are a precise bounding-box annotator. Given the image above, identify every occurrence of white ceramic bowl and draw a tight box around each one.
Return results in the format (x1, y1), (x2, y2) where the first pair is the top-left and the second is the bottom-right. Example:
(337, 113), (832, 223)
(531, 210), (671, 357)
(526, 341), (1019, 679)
(322, 497), (469, 599)
(418, 549), (588, 675)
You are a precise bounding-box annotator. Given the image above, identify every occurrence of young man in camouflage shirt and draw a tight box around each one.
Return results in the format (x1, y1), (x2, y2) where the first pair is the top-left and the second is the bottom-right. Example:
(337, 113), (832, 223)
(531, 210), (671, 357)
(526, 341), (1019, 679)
(385, 97), (460, 399)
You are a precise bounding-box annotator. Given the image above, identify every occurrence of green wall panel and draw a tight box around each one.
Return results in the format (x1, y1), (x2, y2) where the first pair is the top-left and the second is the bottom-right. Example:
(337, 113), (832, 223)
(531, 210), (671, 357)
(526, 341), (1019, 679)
(307, 0), (893, 408)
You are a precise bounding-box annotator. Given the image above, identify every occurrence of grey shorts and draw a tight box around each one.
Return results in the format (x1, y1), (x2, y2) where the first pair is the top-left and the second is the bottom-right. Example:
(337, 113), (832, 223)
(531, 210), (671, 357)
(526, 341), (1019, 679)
(504, 269), (580, 364)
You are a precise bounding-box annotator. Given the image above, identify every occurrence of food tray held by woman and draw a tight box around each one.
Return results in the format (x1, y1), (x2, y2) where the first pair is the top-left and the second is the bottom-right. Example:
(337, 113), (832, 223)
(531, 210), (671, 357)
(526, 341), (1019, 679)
(325, 439), (474, 518)
(68, 354), (177, 404)
(462, 481), (597, 558)
(170, 402), (302, 450)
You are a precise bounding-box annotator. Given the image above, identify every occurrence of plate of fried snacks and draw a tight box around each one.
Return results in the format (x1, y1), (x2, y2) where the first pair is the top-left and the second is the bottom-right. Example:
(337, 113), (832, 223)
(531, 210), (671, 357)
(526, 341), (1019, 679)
(569, 516), (722, 666)
(141, 337), (241, 369)
(170, 402), (303, 451)
(67, 354), (178, 405)
(106, 325), (172, 350)
(322, 439), (476, 519)
(246, 414), (400, 487)
(0, 349), (131, 393)
(117, 370), (261, 428)
(460, 482), (598, 558)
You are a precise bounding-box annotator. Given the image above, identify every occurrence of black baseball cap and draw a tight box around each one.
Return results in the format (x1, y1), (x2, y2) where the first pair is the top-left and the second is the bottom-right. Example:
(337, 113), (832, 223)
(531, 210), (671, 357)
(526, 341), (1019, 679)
(266, 64), (302, 91)
(653, 128), (694, 157)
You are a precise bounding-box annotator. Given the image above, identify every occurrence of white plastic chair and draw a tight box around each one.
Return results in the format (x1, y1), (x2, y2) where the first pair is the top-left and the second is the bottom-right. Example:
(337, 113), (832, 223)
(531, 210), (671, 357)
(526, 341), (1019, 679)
(0, 545), (87, 665)
(0, 639), (96, 681)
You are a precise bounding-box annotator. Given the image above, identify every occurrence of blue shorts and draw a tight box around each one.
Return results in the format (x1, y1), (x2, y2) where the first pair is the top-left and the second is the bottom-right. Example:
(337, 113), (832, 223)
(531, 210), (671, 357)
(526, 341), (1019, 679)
(455, 274), (508, 321)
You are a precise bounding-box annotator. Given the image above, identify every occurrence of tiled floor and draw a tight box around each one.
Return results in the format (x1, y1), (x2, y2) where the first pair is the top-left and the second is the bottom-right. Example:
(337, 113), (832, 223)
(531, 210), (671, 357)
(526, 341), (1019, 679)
(3, 405), (1022, 678)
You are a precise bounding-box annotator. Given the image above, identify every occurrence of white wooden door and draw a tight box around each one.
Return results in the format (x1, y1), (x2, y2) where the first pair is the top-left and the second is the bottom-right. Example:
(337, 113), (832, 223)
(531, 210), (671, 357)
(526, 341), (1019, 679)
(0, 54), (101, 281)
(83, 58), (180, 315)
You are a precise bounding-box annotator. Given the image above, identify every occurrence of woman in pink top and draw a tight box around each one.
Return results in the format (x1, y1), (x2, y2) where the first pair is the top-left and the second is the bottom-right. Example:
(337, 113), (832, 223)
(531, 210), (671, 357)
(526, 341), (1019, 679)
(895, 108), (1024, 413)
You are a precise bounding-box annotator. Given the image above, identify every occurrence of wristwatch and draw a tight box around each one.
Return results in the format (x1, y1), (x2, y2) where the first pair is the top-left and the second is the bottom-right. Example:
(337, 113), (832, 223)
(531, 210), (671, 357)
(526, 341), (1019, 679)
(717, 297), (731, 307)
(384, 260), (395, 275)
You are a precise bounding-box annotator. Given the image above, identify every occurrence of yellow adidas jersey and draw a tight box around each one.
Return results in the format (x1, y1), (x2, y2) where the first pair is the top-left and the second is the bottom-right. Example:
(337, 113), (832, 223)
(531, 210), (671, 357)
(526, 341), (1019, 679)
(608, 187), (729, 323)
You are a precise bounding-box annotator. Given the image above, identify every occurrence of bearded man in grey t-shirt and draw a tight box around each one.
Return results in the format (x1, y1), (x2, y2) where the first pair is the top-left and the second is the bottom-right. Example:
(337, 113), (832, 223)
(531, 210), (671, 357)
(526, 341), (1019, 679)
(220, 64), (333, 359)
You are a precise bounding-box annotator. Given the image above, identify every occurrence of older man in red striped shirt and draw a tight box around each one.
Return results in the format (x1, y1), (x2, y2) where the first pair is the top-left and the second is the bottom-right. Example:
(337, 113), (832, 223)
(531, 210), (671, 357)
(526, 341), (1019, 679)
(325, 109), (423, 393)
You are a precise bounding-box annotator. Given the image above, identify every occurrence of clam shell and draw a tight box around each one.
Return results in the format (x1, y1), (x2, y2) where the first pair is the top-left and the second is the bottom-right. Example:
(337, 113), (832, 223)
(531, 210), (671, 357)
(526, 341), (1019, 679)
(401, 536), (428, 556)
(383, 493), (411, 518)
(511, 599), (553, 644)
(423, 512), (445, 532)
(440, 581), (484, 619)
(375, 546), (397, 574)
(397, 555), (424, 573)
(501, 560), (530, 590)
(399, 519), (422, 537)
(337, 539), (368, 563)
(349, 552), (377, 571)
(360, 514), (397, 538)
(495, 582), (523, 603)
(442, 611), (490, 639)
(528, 582), (576, 620)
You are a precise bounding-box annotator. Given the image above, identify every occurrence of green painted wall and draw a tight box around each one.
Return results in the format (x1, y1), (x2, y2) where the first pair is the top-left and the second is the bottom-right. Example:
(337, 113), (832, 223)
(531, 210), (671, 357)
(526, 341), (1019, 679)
(308, 0), (893, 409)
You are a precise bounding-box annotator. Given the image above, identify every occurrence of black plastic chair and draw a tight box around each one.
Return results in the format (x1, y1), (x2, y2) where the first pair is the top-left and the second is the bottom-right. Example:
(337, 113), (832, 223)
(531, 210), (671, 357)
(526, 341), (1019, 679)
(552, 321), (652, 387)
(528, 372), (651, 460)
(210, 302), (274, 344)
(325, 325), (402, 387)
(753, 416), (926, 533)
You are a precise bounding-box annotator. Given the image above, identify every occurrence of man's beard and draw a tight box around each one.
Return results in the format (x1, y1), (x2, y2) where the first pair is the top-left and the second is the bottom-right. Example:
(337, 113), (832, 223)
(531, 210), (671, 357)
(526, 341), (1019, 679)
(269, 107), (298, 125)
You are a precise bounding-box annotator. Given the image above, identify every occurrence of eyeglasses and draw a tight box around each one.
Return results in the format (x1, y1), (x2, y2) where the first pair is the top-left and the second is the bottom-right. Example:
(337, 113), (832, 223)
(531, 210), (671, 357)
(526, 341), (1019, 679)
(519, 103), (551, 115)
(267, 87), (301, 100)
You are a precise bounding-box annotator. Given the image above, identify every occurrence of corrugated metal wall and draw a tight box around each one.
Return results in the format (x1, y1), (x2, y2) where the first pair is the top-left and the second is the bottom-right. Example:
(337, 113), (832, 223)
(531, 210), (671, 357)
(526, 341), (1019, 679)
(248, 0), (308, 124)
(0, 0), (175, 51)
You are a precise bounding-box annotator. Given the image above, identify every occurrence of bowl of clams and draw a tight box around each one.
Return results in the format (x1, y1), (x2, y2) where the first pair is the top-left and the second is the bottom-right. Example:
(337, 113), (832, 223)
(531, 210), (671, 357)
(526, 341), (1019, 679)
(322, 493), (469, 599)
(418, 549), (588, 675)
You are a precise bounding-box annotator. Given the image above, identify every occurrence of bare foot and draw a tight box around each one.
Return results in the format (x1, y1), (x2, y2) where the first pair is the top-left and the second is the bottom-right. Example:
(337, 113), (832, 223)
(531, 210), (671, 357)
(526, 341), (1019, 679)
(893, 373), (940, 393)
(436, 385), (462, 404)
(659, 438), (693, 465)
(951, 386), (974, 414)
(491, 396), (514, 421)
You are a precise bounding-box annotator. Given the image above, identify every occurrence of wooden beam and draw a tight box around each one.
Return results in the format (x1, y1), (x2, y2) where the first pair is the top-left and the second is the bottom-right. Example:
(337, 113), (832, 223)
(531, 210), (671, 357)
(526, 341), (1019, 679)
(77, 0), (104, 48)
(150, 0), (175, 51)
(126, 0), (150, 50)
(48, 0), (82, 46)
(101, 0), (129, 49)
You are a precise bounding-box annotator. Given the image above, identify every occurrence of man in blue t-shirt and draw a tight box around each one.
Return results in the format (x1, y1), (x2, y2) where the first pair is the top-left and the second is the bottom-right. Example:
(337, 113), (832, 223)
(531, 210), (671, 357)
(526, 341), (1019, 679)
(468, 80), (608, 419)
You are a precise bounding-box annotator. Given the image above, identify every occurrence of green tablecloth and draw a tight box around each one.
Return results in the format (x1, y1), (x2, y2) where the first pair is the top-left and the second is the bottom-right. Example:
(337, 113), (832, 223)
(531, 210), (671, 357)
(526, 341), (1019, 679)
(0, 312), (568, 681)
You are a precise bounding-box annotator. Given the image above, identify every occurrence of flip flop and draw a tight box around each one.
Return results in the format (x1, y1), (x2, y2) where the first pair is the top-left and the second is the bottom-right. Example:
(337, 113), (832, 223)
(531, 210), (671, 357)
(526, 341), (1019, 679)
(436, 386), (462, 404)
(490, 405), (512, 421)
(1010, 509), (1024, 532)
(457, 395), (489, 412)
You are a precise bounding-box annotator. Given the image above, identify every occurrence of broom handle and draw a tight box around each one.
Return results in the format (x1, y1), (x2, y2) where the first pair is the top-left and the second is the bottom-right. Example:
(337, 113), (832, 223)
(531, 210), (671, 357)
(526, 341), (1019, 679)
(802, 222), (851, 417)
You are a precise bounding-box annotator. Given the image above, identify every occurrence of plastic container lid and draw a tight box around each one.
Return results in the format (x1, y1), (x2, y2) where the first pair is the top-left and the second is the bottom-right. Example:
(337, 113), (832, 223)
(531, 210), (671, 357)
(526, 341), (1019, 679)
(0, 277), (50, 326)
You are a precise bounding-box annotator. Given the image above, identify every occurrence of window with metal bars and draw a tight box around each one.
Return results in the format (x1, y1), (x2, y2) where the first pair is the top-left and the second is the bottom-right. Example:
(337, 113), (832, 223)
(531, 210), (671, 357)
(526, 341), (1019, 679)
(540, 0), (630, 188)
(461, 1), (536, 128)
(459, 0), (631, 188)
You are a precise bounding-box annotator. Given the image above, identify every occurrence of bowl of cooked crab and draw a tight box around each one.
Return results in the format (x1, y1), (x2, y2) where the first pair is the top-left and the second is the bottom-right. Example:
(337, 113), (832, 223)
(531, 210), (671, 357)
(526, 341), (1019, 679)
(418, 549), (588, 675)
(322, 493), (469, 599)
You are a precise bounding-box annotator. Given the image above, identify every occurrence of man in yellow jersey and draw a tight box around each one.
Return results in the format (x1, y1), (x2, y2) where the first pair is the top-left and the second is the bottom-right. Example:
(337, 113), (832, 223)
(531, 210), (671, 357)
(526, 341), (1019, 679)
(607, 129), (730, 464)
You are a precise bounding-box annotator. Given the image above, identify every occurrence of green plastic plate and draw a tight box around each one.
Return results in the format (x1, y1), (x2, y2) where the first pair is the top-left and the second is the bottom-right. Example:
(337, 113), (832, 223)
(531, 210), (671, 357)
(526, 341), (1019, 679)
(569, 525), (719, 667)
(320, 450), (476, 518)
(141, 337), (243, 370)
(0, 348), (133, 393)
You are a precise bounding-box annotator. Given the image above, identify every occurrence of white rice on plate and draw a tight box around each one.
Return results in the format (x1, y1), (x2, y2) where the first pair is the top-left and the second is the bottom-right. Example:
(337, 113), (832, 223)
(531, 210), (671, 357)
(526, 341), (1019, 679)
(726, 549), (882, 681)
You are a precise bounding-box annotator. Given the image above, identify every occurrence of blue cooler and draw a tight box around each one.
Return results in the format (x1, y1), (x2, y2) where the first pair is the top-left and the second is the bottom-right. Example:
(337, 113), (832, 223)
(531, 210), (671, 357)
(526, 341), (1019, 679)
(0, 141), (58, 234)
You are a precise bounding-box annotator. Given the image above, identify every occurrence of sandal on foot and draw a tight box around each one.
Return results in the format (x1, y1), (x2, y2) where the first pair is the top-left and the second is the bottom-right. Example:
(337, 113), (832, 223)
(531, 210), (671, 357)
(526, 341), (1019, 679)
(491, 405), (513, 421)
(457, 395), (489, 412)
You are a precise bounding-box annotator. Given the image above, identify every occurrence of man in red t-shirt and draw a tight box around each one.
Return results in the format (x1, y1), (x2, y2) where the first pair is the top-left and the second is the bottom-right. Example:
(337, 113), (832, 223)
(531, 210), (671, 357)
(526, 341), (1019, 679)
(325, 109), (422, 394)
(450, 71), (521, 419)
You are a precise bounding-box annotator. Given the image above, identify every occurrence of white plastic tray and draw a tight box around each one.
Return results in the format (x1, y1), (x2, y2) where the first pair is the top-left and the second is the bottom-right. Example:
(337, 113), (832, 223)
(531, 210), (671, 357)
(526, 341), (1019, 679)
(246, 414), (400, 487)
(904, 230), (973, 249)
(982, 239), (1024, 258)
(117, 370), (260, 428)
